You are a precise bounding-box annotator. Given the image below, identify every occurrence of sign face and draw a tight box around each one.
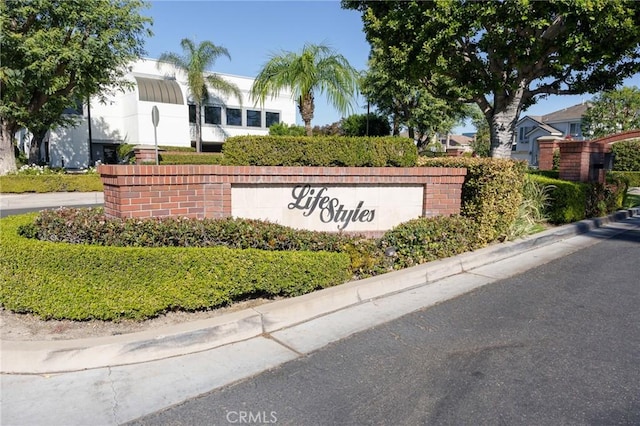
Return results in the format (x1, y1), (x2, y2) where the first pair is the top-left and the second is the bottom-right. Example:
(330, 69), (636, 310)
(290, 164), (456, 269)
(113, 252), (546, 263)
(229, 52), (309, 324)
(151, 105), (159, 127)
(232, 184), (423, 232)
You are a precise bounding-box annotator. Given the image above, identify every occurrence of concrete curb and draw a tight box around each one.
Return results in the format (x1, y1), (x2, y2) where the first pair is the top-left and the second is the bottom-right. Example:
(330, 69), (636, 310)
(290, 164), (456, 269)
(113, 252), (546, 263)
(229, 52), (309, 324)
(1, 207), (638, 374)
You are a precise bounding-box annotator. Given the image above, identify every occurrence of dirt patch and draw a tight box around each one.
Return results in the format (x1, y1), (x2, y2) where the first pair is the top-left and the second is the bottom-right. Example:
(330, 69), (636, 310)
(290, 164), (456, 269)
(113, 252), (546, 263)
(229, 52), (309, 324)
(0, 298), (277, 342)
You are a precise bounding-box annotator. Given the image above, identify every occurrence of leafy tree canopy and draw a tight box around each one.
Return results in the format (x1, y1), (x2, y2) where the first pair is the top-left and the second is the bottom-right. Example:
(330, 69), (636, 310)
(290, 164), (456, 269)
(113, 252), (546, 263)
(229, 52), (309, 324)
(582, 86), (640, 138)
(268, 122), (306, 137)
(0, 0), (152, 174)
(361, 50), (469, 145)
(341, 113), (391, 137)
(251, 43), (360, 136)
(158, 38), (242, 153)
(343, 0), (640, 158)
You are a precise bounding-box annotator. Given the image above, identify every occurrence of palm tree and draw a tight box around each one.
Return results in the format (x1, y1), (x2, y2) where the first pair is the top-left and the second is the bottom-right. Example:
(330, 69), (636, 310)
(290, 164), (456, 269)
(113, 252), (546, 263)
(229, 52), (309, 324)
(250, 43), (359, 136)
(158, 38), (242, 152)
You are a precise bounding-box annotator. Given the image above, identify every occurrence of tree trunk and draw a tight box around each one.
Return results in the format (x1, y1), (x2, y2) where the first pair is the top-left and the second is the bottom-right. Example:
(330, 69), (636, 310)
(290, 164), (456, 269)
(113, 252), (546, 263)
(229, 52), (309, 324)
(28, 128), (48, 165)
(487, 83), (526, 159)
(0, 118), (18, 175)
(195, 102), (202, 153)
(298, 93), (315, 137)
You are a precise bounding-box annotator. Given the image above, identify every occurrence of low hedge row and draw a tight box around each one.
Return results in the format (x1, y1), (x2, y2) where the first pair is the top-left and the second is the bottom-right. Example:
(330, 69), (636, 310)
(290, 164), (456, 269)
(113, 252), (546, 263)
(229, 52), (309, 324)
(0, 214), (352, 321)
(5, 207), (496, 320)
(611, 139), (640, 172)
(418, 157), (527, 244)
(608, 171), (640, 187)
(527, 174), (627, 224)
(379, 215), (483, 268)
(19, 208), (355, 252)
(527, 175), (588, 223)
(0, 174), (103, 193)
(159, 152), (225, 165)
(222, 136), (418, 167)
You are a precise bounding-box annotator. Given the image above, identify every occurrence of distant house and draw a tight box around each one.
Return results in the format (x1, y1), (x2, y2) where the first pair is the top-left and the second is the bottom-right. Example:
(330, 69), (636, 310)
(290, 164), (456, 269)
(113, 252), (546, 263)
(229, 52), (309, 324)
(22, 58), (297, 169)
(512, 102), (590, 166)
(443, 134), (474, 153)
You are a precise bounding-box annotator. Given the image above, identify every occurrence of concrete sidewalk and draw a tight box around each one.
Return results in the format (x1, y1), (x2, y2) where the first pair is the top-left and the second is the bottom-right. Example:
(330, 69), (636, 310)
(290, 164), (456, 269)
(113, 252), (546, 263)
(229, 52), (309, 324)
(1, 206), (639, 425)
(0, 191), (104, 210)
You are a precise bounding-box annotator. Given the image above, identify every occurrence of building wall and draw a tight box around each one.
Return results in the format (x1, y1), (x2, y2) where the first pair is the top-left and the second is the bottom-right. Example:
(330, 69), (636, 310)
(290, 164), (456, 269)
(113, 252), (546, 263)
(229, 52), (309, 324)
(46, 58), (297, 168)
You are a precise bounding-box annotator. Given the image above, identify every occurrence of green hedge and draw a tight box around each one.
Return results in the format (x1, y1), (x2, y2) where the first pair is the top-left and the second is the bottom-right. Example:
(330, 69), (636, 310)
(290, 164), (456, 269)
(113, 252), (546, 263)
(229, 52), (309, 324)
(222, 136), (418, 167)
(19, 208), (355, 252)
(528, 169), (560, 179)
(527, 175), (588, 223)
(0, 174), (103, 193)
(159, 152), (225, 165)
(380, 215), (483, 268)
(0, 214), (351, 321)
(611, 140), (640, 171)
(418, 157), (527, 243)
(608, 171), (640, 187)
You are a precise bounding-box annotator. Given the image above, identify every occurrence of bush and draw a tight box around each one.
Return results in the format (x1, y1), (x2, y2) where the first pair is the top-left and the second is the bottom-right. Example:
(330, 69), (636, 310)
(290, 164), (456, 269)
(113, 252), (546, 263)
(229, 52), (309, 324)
(379, 215), (483, 269)
(527, 175), (588, 224)
(611, 139), (640, 171)
(1, 214), (352, 321)
(19, 208), (357, 252)
(418, 157), (527, 243)
(0, 174), (103, 193)
(268, 122), (306, 136)
(159, 152), (225, 165)
(528, 169), (560, 179)
(608, 171), (640, 187)
(585, 174), (627, 218)
(222, 136), (418, 167)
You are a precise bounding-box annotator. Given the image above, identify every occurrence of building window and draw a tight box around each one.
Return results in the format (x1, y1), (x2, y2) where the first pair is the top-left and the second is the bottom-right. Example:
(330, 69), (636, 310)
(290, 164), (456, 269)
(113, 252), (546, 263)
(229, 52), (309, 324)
(519, 126), (530, 143)
(204, 105), (221, 125)
(188, 104), (197, 124)
(569, 122), (581, 137)
(246, 110), (261, 127)
(266, 112), (280, 128)
(226, 108), (242, 126)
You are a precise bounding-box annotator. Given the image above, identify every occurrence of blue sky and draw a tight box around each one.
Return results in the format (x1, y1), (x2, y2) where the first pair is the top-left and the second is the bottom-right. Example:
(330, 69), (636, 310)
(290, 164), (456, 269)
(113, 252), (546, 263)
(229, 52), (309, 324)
(143, 1), (640, 134)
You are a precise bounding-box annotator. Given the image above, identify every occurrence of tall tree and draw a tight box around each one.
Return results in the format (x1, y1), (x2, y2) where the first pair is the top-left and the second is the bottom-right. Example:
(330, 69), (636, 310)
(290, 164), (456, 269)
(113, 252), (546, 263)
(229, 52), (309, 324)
(341, 113), (391, 137)
(250, 43), (360, 136)
(582, 86), (640, 138)
(158, 38), (243, 153)
(469, 104), (491, 157)
(0, 0), (152, 174)
(361, 51), (469, 146)
(343, 0), (640, 158)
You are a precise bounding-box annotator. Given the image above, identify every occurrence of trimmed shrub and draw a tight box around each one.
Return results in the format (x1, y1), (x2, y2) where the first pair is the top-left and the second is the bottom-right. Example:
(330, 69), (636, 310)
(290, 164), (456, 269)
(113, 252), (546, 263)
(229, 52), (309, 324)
(380, 215), (483, 269)
(19, 208), (356, 252)
(418, 157), (527, 243)
(528, 169), (560, 179)
(608, 171), (640, 187)
(222, 135), (418, 167)
(611, 139), (640, 171)
(528, 175), (588, 223)
(1, 214), (351, 321)
(159, 152), (225, 165)
(585, 174), (627, 218)
(0, 174), (103, 193)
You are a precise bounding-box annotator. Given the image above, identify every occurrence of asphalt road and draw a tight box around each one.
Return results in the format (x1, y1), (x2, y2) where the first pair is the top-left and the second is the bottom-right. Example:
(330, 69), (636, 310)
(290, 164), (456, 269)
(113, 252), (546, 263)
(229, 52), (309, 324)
(128, 221), (640, 426)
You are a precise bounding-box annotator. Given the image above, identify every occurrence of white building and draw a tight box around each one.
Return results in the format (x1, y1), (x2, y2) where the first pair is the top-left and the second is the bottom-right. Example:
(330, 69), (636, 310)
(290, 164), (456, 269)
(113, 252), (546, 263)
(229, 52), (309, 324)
(512, 102), (590, 166)
(37, 58), (297, 168)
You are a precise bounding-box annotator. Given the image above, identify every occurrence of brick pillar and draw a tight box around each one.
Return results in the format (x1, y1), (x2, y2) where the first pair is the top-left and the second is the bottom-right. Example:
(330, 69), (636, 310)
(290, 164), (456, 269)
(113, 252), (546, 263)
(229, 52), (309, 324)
(558, 141), (607, 183)
(538, 137), (560, 171)
(133, 146), (158, 165)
